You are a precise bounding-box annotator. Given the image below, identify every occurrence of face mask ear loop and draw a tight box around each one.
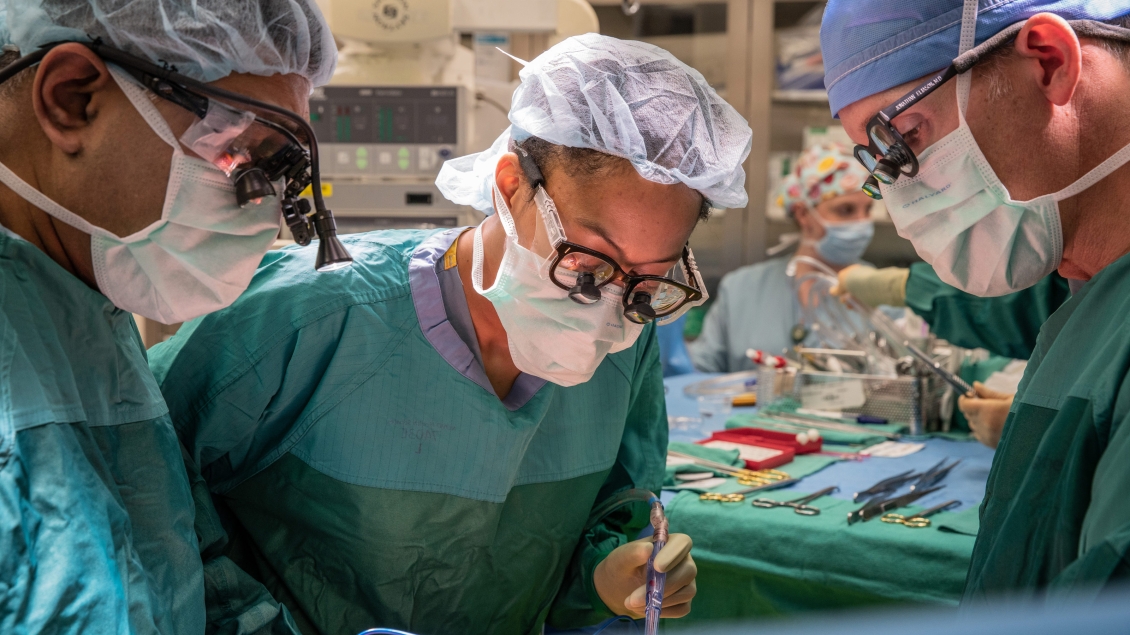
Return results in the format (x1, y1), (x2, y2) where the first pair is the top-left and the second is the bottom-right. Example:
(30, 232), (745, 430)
(956, 0), (979, 116)
(491, 184), (519, 239)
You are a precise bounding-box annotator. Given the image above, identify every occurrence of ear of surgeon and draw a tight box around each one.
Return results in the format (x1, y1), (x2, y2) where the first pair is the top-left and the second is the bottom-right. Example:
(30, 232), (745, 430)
(838, 13), (1130, 282)
(0, 46), (310, 290)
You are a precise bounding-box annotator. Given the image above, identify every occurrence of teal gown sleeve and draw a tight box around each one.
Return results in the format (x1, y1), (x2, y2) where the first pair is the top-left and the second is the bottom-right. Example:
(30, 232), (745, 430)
(905, 263), (1071, 359)
(547, 324), (668, 627)
(150, 246), (411, 634)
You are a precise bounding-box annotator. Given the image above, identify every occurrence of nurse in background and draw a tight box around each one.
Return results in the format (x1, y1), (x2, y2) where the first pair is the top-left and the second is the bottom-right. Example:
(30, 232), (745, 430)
(690, 143), (873, 373)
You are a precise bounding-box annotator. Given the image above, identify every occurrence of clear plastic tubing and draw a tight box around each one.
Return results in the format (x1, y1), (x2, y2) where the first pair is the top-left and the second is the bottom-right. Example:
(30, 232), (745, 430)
(644, 498), (668, 635)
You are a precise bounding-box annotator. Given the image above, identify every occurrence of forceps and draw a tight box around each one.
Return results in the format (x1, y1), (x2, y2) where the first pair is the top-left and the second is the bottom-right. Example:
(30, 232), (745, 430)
(751, 486), (839, 515)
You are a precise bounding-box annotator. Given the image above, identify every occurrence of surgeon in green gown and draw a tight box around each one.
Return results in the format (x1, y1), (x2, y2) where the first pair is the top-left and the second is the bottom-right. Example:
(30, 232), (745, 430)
(823, 0), (1130, 598)
(0, 1), (335, 632)
(151, 35), (753, 634)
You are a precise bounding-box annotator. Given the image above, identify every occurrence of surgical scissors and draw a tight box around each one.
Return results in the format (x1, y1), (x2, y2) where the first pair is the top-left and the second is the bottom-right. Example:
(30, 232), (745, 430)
(751, 486), (839, 515)
(698, 478), (800, 503)
(881, 499), (961, 528)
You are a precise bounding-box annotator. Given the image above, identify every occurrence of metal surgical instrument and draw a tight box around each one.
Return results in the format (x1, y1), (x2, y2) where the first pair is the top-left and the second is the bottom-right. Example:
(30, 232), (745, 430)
(910, 458), (962, 492)
(903, 341), (976, 397)
(697, 478), (800, 502)
(757, 412), (902, 440)
(644, 499), (667, 635)
(847, 485), (944, 524)
(882, 499), (962, 528)
(667, 451), (792, 486)
(752, 486), (839, 515)
(853, 469), (921, 502)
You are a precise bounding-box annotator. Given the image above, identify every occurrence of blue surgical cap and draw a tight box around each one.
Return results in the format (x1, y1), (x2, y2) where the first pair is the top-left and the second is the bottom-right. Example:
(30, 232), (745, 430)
(821, 0), (1130, 117)
(437, 33), (753, 212)
(0, 0), (336, 85)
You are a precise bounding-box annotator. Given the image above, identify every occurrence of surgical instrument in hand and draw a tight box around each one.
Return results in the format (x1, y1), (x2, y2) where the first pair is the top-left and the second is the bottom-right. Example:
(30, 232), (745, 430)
(644, 498), (667, 635)
(697, 478), (800, 502)
(847, 485), (944, 524)
(882, 499), (961, 528)
(903, 341), (975, 397)
(909, 458), (962, 492)
(852, 469), (920, 502)
(752, 486), (839, 515)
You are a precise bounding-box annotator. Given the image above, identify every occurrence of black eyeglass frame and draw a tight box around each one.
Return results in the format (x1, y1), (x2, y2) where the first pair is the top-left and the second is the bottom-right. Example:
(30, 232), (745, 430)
(547, 241), (705, 322)
(509, 139), (707, 324)
(853, 64), (959, 196)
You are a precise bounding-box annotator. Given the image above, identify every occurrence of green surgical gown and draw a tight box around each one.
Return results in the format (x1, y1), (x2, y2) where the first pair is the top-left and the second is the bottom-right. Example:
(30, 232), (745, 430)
(906, 263), (1071, 359)
(0, 227), (202, 633)
(150, 229), (667, 635)
(964, 251), (1130, 599)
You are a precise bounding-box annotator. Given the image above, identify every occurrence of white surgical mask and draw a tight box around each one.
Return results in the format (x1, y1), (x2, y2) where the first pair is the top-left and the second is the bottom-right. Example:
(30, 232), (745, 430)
(0, 65), (282, 324)
(470, 185), (644, 387)
(878, 11), (1130, 297)
(809, 218), (873, 266)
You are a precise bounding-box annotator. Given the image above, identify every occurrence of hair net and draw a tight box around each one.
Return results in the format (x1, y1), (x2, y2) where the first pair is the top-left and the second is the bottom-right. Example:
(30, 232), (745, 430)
(436, 33), (752, 213)
(821, 0), (1130, 117)
(777, 142), (869, 216)
(0, 0), (336, 85)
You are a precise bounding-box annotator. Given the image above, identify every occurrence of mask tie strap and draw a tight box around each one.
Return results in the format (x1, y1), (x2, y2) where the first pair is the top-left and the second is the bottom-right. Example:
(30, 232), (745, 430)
(956, 0), (980, 117)
(1052, 143), (1130, 202)
(0, 161), (110, 238)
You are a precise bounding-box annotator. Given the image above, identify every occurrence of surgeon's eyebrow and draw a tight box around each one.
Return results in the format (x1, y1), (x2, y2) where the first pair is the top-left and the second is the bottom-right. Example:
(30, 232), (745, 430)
(573, 216), (684, 270)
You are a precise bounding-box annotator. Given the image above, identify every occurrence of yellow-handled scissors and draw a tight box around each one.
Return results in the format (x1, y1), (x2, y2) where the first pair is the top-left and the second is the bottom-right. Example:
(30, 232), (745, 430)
(698, 478), (799, 503)
(881, 499), (961, 528)
(735, 468), (791, 486)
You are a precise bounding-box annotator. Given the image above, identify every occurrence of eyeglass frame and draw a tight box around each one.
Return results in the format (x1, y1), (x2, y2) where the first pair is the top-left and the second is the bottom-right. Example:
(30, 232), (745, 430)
(548, 240), (705, 319)
(0, 38), (352, 267)
(510, 139), (708, 324)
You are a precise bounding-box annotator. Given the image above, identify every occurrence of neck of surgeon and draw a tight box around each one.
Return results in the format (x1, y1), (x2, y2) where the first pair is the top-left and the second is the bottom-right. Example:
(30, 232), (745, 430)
(1051, 48), (1130, 280)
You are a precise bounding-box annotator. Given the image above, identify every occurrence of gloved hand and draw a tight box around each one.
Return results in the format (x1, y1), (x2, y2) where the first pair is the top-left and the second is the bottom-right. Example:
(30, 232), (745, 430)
(830, 264), (910, 307)
(593, 533), (696, 619)
(958, 382), (1014, 449)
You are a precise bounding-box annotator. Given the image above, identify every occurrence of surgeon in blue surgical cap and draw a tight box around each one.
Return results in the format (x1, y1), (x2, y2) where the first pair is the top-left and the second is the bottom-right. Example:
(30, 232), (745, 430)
(821, 0), (1130, 601)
